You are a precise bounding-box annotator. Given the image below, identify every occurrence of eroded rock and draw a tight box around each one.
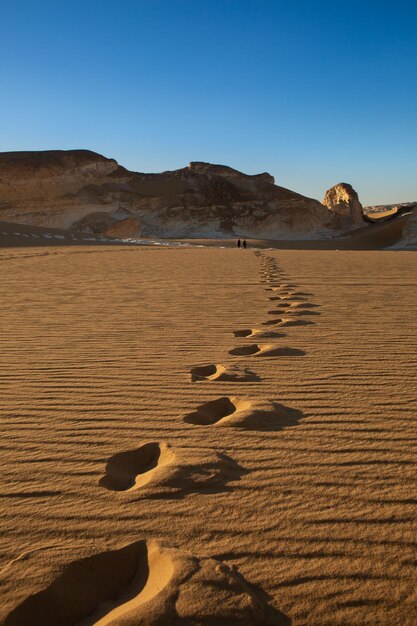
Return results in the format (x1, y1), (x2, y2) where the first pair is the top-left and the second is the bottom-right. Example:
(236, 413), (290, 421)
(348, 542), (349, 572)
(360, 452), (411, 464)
(322, 182), (364, 228)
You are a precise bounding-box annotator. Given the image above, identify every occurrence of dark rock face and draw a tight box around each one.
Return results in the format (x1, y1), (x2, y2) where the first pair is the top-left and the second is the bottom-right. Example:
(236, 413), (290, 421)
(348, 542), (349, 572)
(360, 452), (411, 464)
(0, 150), (359, 238)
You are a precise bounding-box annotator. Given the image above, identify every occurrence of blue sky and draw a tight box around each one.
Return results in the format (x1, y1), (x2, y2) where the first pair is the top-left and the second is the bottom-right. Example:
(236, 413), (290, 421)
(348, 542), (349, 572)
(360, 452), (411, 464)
(1, 0), (416, 205)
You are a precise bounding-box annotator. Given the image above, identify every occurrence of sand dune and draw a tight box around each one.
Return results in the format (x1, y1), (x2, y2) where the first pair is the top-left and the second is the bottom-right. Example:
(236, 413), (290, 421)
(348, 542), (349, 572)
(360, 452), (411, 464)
(0, 244), (416, 625)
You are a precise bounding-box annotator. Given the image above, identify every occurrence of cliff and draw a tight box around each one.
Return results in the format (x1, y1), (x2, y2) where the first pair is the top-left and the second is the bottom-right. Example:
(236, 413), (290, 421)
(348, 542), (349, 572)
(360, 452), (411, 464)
(0, 150), (363, 238)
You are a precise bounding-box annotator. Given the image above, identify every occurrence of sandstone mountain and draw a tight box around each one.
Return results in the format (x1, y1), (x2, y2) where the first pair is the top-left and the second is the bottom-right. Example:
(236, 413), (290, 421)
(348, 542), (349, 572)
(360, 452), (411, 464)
(322, 182), (364, 228)
(0, 150), (365, 238)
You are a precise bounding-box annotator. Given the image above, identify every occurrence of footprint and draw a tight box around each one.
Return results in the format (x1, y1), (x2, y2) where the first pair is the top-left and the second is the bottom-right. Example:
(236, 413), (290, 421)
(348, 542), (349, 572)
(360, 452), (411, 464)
(229, 344), (263, 356)
(252, 330), (286, 338)
(288, 302), (320, 309)
(5, 541), (173, 626)
(184, 397), (238, 425)
(234, 329), (254, 337)
(233, 328), (285, 339)
(266, 287), (293, 293)
(229, 344), (305, 357)
(6, 540), (285, 625)
(260, 277), (279, 284)
(100, 444), (247, 497)
(268, 306), (318, 316)
(184, 397), (304, 431)
(99, 442), (175, 491)
(278, 317), (314, 327)
(190, 363), (259, 382)
(283, 309), (320, 317)
(262, 318), (285, 326)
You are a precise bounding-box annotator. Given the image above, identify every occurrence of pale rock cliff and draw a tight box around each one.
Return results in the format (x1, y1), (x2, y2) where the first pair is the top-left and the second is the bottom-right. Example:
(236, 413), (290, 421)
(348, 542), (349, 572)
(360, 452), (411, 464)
(0, 150), (123, 229)
(0, 150), (362, 238)
(322, 183), (364, 228)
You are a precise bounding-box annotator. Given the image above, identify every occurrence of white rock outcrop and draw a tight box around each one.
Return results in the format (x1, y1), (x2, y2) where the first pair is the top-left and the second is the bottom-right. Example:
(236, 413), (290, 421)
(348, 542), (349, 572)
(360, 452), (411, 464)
(322, 183), (364, 228)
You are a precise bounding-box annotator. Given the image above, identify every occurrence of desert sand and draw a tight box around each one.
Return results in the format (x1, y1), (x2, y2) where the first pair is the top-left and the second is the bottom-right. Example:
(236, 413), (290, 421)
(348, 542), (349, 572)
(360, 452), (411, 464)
(0, 243), (416, 625)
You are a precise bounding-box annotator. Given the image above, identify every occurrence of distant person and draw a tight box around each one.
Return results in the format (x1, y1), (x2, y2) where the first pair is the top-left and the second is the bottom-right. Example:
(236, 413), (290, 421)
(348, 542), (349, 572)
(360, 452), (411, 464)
(237, 239), (241, 248)
(243, 239), (247, 249)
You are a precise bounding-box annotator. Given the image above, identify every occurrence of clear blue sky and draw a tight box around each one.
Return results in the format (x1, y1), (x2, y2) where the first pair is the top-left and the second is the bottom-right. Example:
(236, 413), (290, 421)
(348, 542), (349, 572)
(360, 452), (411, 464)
(1, 0), (416, 205)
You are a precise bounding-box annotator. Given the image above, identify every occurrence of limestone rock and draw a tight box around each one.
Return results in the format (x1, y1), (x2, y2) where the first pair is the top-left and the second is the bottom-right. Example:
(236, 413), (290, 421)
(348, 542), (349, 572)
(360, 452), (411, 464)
(0, 150), (360, 239)
(0, 150), (124, 229)
(323, 182), (364, 228)
(71, 208), (141, 238)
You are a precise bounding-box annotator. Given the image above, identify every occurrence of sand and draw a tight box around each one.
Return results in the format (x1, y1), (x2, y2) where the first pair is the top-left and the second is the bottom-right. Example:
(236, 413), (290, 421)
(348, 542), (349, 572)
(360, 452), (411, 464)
(0, 244), (416, 625)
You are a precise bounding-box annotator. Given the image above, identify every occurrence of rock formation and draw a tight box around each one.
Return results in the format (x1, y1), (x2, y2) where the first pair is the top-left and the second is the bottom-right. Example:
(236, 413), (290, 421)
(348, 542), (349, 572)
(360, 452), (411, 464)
(71, 208), (141, 237)
(0, 150), (364, 238)
(399, 208), (417, 248)
(363, 201), (417, 222)
(322, 182), (364, 228)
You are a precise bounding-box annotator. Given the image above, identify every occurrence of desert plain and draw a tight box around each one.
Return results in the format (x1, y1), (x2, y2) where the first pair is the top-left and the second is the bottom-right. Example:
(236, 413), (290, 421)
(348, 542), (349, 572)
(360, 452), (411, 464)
(0, 241), (416, 625)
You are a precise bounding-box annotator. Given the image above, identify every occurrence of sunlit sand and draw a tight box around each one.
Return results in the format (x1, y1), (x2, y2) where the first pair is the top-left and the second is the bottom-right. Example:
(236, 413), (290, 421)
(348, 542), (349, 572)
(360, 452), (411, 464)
(0, 243), (416, 625)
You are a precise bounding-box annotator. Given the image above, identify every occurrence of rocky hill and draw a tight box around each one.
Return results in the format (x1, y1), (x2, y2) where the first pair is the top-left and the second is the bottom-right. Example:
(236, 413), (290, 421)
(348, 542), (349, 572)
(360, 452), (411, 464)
(0, 150), (366, 238)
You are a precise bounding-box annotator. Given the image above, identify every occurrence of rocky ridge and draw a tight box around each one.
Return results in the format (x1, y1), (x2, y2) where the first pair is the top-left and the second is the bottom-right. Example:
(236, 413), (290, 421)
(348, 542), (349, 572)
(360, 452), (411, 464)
(0, 150), (366, 238)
